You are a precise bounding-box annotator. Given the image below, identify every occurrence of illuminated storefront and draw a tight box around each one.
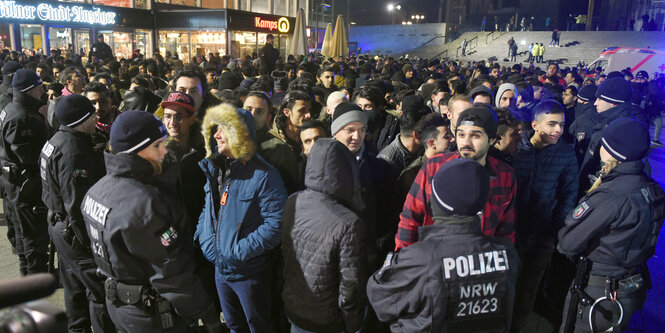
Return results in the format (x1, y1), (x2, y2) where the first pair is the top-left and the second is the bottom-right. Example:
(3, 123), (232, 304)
(155, 6), (294, 63)
(0, 0), (152, 59)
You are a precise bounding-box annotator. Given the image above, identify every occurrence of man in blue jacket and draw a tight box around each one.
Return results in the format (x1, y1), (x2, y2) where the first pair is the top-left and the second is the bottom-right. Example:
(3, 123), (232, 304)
(196, 104), (287, 333)
(510, 100), (579, 331)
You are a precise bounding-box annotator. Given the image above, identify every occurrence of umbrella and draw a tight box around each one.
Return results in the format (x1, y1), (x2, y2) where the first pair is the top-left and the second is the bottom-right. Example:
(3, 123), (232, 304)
(321, 23), (333, 58)
(289, 8), (307, 57)
(329, 15), (348, 59)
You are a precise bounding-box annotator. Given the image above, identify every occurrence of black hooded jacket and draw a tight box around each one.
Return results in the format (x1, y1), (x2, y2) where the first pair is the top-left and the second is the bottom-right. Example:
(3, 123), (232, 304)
(281, 139), (367, 333)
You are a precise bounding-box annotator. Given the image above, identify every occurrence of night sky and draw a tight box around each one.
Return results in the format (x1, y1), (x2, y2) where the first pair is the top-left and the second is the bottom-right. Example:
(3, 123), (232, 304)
(349, 0), (441, 26)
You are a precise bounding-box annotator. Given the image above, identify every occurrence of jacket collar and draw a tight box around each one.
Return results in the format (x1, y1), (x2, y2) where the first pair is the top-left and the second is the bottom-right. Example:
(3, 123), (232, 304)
(104, 152), (155, 180)
(12, 88), (44, 110)
(419, 218), (482, 241)
(601, 160), (644, 181)
(596, 103), (631, 125)
(58, 125), (91, 139)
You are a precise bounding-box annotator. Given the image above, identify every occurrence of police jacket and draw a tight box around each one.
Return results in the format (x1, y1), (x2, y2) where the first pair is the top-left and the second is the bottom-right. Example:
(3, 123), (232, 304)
(368, 219), (519, 333)
(195, 103), (287, 280)
(40, 126), (103, 248)
(281, 139), (367, 333)
(577, 103), (632, 195)
(569, 102), (597, 165)
(558, 160), (665, 279)
(511, 132), (578, 238)
(82, 152), (216, 319)
(0, 88), (48, 184)
(89, 41), (113, 61)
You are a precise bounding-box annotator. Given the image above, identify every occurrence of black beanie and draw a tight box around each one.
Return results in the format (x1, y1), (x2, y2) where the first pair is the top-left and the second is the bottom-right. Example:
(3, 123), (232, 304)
(120, 86), (163, 113)
(56, 95), (95, 128)
(601, 118), (650, 162)
(596, 77), (632, 104)
(11, 69), (42, 92)
(1, 61), (22, 75)
(110, 110), (167, 154)
(577, 84), (597, 103)
(431, 159), (490, 217)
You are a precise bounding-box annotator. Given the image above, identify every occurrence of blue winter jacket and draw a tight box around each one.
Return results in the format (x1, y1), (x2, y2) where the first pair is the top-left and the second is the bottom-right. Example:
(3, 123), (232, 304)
(196, 154), (287, 280)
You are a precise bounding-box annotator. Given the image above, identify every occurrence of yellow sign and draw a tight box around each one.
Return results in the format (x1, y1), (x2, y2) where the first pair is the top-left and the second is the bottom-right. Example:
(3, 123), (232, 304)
(278, 17), (290, 33)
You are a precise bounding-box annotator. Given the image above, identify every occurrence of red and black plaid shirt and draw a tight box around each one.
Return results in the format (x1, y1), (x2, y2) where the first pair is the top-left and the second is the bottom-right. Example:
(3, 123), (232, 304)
(395, 152), (516, 251)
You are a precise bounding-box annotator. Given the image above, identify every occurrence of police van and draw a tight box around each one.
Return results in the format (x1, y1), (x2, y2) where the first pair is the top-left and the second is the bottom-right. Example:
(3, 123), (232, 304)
(589, 47), (665, 76)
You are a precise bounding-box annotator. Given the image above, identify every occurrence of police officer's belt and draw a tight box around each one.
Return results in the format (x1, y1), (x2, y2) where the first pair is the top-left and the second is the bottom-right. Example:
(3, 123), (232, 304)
(587, 274), (643, 292)
(104, 278), (151, 306)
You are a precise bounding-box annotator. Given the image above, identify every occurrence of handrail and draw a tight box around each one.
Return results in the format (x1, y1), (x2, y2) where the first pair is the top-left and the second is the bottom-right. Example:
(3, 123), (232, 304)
(486, 31), (494, 44)
(434, 49), (448, 59)
(456, 36), (478, 57)
(418, 35), (446, 48)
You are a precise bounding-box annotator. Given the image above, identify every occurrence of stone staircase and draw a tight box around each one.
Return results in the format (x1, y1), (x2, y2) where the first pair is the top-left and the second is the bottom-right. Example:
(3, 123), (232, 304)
(402, 31), (665, 68)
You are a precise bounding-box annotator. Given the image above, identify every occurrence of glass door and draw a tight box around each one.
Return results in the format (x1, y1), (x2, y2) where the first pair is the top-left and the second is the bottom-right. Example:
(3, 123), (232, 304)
(74, 29), (91, 58)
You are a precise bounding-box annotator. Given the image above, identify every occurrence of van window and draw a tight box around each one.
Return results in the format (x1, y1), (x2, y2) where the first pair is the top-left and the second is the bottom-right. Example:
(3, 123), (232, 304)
(589, 60), (607, 73)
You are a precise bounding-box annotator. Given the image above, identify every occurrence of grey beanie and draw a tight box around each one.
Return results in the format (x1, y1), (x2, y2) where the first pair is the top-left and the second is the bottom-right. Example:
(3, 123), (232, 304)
(331, 102), (367, 135)
(495, 83), (519, 107)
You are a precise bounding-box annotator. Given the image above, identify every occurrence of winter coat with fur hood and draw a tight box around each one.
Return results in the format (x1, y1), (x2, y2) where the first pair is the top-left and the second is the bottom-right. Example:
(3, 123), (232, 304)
(195, 104), (288, 280)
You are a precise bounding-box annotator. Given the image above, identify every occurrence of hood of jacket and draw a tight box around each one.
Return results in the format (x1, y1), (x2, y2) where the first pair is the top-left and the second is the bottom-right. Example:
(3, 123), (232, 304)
(304, 138), (363, 213)
(201, 103), (256, 161)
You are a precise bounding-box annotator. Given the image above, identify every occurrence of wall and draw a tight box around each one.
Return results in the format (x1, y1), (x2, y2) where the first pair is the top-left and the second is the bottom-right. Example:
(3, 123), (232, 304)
(349, 23), (446, 55)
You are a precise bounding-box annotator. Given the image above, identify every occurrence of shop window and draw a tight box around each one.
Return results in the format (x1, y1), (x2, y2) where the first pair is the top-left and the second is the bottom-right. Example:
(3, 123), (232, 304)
(251, 0), (269, 14)
(111, 32), (132, 60)
(231, 31), (256, 59)
(191, 31), (227, 59)
(20, 24), (42, 54)
(74, 29), (91, 59)
(159, 30), (190, 63)
(239, 0), (249, 11)
(0, 24), (11, 50)
(49, 27), (72, 55)
(170, 0), (199, 6)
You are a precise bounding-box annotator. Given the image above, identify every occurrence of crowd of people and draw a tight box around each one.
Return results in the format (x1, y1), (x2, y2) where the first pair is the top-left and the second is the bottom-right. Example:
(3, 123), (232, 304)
(1, 33), (664, 333)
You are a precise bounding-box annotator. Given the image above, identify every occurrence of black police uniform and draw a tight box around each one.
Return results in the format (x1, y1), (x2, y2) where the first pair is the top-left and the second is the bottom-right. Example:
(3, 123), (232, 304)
(367, 220), (519, 332)
(89, 40), (114, 62)
(558, 160), (664, 332)
(577, 103), (631, 196)
(82, 152), (218, 332)
(0, 87), (49, 275)
(40, 125), (114, 332)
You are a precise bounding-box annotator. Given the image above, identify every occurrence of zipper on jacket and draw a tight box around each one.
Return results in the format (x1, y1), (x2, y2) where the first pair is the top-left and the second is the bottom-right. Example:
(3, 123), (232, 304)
(213, 166), (232, 270)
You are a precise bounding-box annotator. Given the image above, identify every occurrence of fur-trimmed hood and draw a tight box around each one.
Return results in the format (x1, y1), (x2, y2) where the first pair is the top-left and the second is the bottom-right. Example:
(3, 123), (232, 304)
(201, 103), (256, 161)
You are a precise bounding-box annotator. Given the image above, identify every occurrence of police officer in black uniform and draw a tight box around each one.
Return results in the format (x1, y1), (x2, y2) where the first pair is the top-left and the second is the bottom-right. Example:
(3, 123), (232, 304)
(558, 118), (664, 333)
(0, 69), (49, 275)
(367, 159), (519, 332)
(40, 94), (115, 333)
(82, 111), (222, 333)
(89, 33), (114, 63)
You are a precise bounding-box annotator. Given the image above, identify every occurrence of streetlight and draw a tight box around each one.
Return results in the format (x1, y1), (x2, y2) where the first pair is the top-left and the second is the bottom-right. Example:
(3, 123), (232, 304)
(411, 14), (424, 24)
(387, 4), (402, 25)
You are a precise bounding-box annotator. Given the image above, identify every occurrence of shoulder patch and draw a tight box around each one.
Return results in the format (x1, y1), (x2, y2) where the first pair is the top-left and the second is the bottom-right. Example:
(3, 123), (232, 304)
(573, 201), (590, 219)
(160, 226), (179, 247)
(576, 132), (585, 141)
(73, 169), (89, 178)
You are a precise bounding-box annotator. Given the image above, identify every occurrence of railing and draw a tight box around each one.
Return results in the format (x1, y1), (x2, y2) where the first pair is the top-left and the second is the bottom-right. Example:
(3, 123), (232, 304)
(485, 30), (507, 43)
(456, 35), (478, 57)
(433, 49), (448, 59)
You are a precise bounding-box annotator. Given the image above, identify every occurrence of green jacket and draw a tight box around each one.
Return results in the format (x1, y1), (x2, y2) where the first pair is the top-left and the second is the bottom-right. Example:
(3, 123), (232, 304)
(258, 126), (301, 194)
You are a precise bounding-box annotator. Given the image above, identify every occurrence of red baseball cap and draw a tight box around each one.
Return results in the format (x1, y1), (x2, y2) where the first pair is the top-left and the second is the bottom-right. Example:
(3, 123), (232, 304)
(161, 91), (195, 113)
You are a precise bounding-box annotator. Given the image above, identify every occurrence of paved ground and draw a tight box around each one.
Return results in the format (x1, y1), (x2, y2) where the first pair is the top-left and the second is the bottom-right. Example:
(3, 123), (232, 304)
(0, 126), (664, 332)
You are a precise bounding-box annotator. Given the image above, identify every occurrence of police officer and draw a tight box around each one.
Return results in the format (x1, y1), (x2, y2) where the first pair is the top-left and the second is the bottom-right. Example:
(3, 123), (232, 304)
(82, 111), (222, 332)
(40, 95), (114, 333)
(89, 33), (114, 62)
(0, 69), (49, 275)
(367, 159), (519, 332)
(558, 118), (663, 333)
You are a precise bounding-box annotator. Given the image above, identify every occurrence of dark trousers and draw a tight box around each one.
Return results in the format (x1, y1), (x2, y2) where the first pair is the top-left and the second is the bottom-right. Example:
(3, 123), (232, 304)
(106, 301), (190, 333)
(1, 180), (17, 252)
(49, 221), (115, 333)
(512, 235), (555, 332)
(559, 281), (646, 332)
(5, 181), (48, 275)
(215, 268), (274, 333)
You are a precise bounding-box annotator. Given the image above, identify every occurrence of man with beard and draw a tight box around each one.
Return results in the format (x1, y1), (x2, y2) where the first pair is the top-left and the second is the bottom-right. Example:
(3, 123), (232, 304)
(84, 82), (119, 162)
(396, 106), (516, 250)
